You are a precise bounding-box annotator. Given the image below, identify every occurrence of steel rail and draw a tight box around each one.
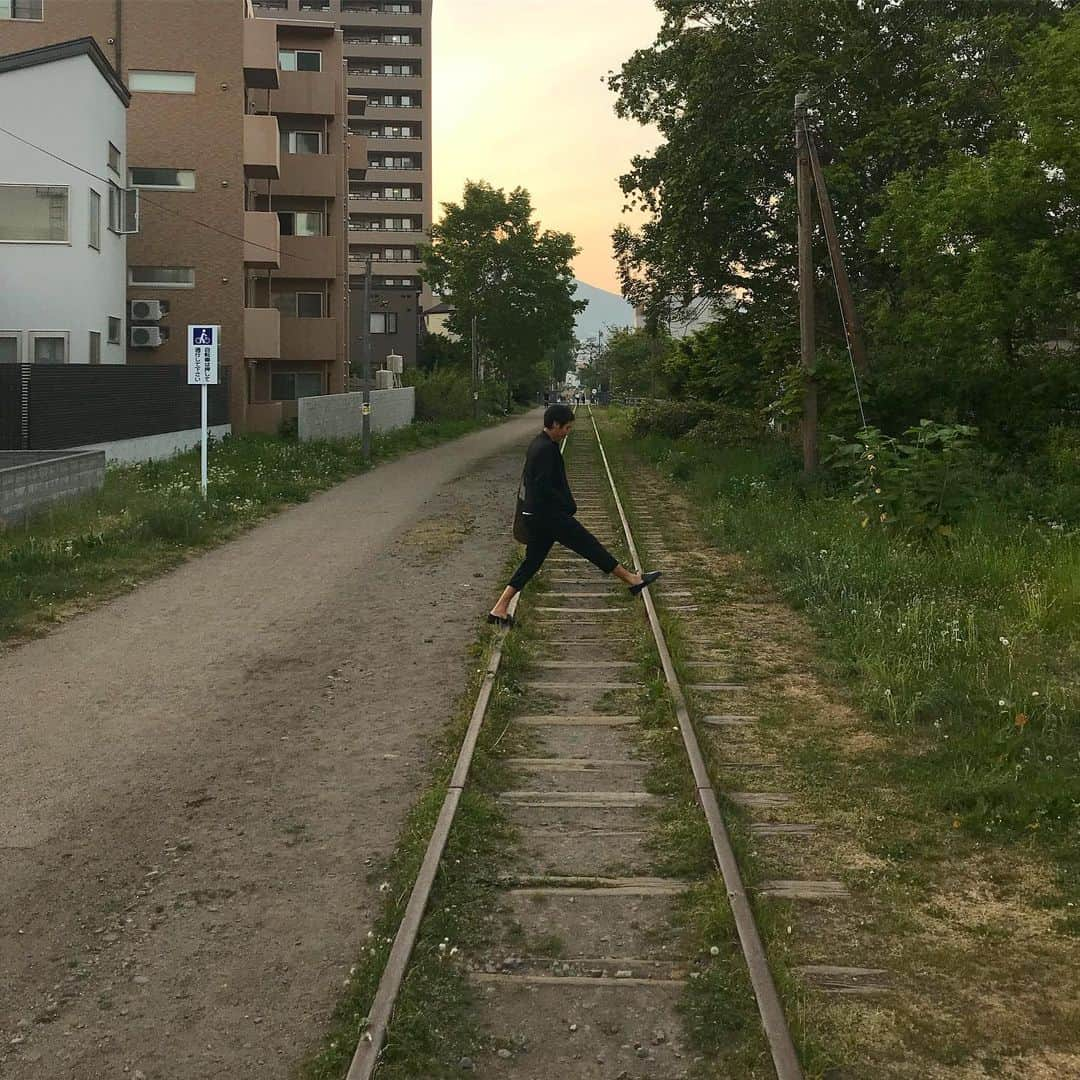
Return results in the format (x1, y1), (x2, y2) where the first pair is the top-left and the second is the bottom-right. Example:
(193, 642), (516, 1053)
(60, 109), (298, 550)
(587, 405), (804, 1080)
(345, 423), (567, 1079)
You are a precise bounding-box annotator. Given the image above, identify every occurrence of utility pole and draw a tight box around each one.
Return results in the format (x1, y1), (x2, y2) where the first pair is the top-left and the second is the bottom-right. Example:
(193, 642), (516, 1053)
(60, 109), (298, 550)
(471, 312), (478, 421)
(361, 254), (373, 461)
(795, 93), (817, 475)
(807, 133), (868, 376)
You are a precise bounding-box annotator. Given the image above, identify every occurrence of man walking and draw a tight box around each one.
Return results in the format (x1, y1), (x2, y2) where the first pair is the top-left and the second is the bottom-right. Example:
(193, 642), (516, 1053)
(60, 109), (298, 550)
(488, 404), (660, 627)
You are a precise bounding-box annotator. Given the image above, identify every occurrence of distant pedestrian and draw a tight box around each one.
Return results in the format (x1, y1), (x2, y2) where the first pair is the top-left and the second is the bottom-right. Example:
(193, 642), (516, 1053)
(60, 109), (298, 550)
(488, 404), (660, 627)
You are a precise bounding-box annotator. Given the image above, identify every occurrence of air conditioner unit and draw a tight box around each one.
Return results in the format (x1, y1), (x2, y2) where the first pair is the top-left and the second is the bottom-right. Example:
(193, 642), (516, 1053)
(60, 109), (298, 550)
(375, 369), (395, 390)
(130, 325), (165, 348)
(130, 299), (170, 321)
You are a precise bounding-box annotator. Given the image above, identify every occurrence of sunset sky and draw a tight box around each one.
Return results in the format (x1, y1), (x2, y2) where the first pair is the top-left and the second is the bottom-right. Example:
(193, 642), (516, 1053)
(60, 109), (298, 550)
(432, 0), (664, 295)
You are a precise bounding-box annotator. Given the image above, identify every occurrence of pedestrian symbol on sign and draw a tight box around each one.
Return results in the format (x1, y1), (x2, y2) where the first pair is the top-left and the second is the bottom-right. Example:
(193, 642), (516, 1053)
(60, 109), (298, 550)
(193, 327), (214, 346)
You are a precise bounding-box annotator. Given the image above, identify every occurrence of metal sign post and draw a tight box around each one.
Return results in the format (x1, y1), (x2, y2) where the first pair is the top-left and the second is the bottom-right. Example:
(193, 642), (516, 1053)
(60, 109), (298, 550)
(187, 325), (220, 498)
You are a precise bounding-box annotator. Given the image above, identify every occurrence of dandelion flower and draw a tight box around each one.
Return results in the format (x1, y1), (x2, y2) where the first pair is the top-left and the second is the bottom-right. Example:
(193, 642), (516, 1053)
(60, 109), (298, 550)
(999, 637), (1010, 647)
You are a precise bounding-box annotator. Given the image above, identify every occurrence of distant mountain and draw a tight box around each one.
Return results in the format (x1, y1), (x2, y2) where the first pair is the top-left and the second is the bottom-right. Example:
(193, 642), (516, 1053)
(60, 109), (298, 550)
(573, 280), (635, 344)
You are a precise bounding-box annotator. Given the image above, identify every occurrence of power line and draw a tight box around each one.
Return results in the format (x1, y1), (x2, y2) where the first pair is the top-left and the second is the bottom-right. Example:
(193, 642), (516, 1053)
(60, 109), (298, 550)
(0, 121), (319, 263)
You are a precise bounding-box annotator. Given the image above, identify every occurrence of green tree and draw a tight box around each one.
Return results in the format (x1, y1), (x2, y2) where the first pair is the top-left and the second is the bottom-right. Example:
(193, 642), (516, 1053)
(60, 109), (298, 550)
(421, 182), (585, 404)
(597, 327), (673, 397)
(417, 330), (469, 373)
(608, 0), (1070, 438)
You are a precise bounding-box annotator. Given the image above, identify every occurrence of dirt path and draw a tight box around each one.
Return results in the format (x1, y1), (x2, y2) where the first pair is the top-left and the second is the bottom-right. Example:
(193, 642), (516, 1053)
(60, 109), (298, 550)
(0, 414), (538, 1080)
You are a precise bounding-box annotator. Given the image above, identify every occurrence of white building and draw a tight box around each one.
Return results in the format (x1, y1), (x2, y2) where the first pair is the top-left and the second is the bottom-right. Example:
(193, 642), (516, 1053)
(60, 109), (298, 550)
(0, 37), (131, 365)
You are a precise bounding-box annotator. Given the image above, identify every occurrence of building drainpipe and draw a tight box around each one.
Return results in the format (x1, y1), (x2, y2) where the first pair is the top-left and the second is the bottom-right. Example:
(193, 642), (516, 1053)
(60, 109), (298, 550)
(114, 0), (123, 73)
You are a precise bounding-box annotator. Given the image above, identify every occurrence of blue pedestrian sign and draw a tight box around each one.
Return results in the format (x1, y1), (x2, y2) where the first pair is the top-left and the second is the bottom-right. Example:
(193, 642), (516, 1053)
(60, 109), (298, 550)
(187, 324), (220, 386)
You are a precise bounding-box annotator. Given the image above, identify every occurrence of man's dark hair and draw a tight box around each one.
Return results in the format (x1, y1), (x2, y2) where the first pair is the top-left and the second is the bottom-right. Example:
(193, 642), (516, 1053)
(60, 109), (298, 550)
(544, 403), (575, 429)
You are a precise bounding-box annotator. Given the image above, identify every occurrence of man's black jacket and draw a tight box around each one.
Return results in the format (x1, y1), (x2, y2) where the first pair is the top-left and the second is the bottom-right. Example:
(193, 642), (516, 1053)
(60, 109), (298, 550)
(522, 432), (577, 521)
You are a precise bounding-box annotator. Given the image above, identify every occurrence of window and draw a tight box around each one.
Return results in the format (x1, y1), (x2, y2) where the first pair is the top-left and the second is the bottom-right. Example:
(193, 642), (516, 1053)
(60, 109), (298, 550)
(0, 185), (68, 242)
(271, 371), (324, 400)
(108, 183), (139, 234)
(0, 333), (19, 363)
(278, 211), (325, 237)
(30, 332), (67, 364)
(0, 1), (44, 21)
(370, 313), (398, 334)
(128, 70), (196, 94)
(89, 189), (101, 250)
(107, 317), (122, 344)
(272, 292), (324, 318)
(89, 331), (101, 365)
(129, 266), (195, 288)
(128, 168), (195, 190)
(108, 143), (121, 175)
(281, 130), (322, 155)
(279, 49), (322, 73)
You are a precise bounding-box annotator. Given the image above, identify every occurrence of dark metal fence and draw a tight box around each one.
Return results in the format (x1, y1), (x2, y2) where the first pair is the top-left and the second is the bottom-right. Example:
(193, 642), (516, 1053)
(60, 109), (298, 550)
(0, 365), (230, 451)
(0, 366), (27, 449)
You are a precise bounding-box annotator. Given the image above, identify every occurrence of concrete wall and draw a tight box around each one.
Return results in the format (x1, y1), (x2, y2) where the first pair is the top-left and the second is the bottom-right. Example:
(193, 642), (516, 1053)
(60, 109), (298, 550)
(0, 450), (106, 526)
(72, 424), (232, 465)
(370, 386), (415, 434)
(0, 54), (127, 365)
(298, 387), (414, 442)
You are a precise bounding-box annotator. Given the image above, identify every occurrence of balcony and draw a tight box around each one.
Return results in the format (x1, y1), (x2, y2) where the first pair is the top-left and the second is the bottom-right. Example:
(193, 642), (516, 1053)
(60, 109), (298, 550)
(274, 69), (341, 117)
(346, 73), (423, 93)
(278, 151), (340, 197)
(342, 41), (422, 59)
(362, 166), (422, 185)
(244, 114), (280, 180)
(244, 18), (280, 89)
(349, 192), (423, 209)
(349, 256), (423, 278)
(364, 135), (422, 154)
(347, 134), (368, 171)
(349, 226), (427, 246)
(281, 316), (338, 363)
(245, 307), (281, 360)
(280, 234), (339, 278)
(244, 211), (281, 269)
(341, 5), (423, 27)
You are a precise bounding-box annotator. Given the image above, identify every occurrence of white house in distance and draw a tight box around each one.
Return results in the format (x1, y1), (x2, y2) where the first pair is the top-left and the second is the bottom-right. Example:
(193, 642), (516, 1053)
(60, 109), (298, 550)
(0, 37), (131, 366)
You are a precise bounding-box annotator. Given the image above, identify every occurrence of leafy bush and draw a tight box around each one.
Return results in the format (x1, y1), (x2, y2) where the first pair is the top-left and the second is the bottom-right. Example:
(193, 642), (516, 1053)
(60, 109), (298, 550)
(827, 420), (980, 539)
(404, 367), (504, 422)
(686, 408), (762, 450)
(1046, 426), (1080, 481)
(630, 399), (763, 442)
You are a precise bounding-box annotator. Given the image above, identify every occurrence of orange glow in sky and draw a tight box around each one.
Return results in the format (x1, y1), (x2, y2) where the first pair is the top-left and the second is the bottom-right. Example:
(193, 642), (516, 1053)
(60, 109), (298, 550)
(432, 0), (663, 294)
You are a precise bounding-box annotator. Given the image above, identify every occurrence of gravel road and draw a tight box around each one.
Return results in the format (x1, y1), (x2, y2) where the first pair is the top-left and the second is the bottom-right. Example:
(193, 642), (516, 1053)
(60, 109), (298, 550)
(0, 413), (538, 1079)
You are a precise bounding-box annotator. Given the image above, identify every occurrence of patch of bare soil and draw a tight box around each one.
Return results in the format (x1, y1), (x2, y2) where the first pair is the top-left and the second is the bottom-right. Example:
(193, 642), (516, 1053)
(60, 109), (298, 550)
(0, 415), (539, 1080)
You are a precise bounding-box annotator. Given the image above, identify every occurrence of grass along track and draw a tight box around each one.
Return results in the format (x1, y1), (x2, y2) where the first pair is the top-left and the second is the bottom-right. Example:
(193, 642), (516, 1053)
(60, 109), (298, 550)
(598, 408), (1080, 1078)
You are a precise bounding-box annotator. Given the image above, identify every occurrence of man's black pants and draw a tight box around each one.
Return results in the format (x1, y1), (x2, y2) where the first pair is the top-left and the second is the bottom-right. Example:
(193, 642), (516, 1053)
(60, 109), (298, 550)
(508, 515), (619, 592)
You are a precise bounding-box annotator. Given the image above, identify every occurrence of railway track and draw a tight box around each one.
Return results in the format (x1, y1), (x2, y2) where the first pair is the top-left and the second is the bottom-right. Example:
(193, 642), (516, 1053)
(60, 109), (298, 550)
(347, 407), (811, 1079)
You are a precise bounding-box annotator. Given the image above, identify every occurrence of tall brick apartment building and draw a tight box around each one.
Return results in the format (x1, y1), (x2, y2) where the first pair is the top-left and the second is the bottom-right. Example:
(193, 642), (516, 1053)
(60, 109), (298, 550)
(253, 0), (433, 371)
(0, 0), (365, 433)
